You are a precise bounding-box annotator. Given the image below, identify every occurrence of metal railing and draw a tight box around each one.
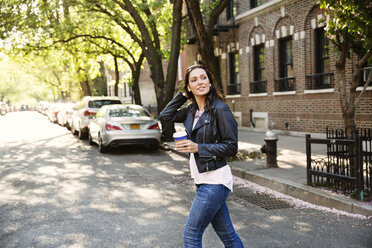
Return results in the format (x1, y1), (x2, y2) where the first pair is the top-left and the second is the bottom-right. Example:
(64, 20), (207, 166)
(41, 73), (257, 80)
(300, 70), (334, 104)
(274, 77), (296, 92)
(306, 127), (372, 200)
(326, 127), (372, 191)
(305, 72), (334, 90)
(250, 80), (267, 94)
(227, 83), (241, 95)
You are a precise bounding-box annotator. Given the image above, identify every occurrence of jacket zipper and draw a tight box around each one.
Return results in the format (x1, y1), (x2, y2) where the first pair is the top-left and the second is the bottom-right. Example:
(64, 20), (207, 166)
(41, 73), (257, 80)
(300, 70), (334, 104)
(201, 119), (215, 171)
(203, 121), (208, 171)
(185, 129), (191, 140)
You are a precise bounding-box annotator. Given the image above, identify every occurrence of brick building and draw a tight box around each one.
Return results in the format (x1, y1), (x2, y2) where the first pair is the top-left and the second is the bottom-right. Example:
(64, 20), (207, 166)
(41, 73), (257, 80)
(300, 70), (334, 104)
(183, 0), (372, 134)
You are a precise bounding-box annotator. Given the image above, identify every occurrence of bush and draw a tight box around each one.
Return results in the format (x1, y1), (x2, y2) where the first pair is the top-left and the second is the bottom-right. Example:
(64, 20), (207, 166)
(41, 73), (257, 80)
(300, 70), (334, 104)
(227, 149), (264, 162)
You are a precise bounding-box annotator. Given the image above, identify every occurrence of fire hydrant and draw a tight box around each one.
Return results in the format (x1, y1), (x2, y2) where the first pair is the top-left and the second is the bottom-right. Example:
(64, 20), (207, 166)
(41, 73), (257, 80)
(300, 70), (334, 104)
(264, 130), (278, 168)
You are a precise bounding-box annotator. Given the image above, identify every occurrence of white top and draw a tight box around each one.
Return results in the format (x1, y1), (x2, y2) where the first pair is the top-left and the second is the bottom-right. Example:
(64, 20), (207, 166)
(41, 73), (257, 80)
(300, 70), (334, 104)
(189, 110), (233, 192)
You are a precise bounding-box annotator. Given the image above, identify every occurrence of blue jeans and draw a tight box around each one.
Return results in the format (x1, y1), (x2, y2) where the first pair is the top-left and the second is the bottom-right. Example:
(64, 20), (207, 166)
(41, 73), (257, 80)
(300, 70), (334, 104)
(183, 184), (244, 248)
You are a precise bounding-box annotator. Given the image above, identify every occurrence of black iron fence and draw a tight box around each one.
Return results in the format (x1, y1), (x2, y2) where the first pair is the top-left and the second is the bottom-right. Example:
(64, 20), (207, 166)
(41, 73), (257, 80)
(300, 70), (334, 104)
(305, 72), (334, 90)
(250, 80), (267, 94)
(227, 83), (241, 95)
(306, 128), (372, 200)
(274, 77), (296, 92)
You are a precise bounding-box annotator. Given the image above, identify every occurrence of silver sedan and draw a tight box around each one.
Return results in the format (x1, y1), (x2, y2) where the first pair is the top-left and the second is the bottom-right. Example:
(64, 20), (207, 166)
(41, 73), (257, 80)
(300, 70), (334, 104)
(88, 104), (161, 152)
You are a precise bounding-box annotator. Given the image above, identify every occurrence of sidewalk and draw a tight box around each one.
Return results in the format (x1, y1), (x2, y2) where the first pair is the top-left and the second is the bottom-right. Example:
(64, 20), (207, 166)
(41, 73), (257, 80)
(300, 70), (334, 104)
(162, 126), (372, 217)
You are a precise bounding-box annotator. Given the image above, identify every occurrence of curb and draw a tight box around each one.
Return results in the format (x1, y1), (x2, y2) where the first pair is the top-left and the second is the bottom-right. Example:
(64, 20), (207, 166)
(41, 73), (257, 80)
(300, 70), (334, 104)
(160, 142), (372, 217)
(231, 168), (372, 217)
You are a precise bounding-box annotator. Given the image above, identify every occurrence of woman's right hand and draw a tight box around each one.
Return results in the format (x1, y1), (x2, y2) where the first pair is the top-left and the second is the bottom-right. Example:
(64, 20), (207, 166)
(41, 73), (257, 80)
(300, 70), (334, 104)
(175, 139), (198, 153)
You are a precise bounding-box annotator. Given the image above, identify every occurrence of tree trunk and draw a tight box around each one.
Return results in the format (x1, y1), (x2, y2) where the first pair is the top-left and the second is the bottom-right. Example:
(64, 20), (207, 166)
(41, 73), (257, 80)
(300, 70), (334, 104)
(185, 0), (230, 93)
(131, 53), (145, 105)
(159, 0), (183, 141)
(80, 79), (91, 96)
(114, 56), (119, 97)
(200, 43), (223, 93)
(118, 0), (183, 141)
(335, 44), (360, 178)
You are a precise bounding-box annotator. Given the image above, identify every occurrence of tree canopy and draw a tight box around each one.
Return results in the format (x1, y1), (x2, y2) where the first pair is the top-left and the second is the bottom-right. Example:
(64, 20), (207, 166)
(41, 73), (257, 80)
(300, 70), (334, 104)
(320, 0), (372, 137)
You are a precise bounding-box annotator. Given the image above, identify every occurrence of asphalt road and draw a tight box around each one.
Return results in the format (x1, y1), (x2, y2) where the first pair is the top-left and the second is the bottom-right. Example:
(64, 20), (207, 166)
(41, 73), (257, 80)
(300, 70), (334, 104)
(0, 111), (371, 248)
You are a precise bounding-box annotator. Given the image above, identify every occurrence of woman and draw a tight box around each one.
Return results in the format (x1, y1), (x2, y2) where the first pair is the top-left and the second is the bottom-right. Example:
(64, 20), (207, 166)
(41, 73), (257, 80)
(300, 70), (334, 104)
(160, 64), (244, 248)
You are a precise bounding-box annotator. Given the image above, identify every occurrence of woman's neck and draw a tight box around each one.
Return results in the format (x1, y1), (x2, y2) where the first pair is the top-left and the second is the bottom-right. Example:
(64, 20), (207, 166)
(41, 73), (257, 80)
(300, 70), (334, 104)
(195, 96), (206, 111)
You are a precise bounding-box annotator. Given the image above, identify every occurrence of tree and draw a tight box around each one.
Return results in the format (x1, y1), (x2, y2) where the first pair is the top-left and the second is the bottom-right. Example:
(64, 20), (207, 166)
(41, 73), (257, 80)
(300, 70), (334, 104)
(185, 0), (231, 92)
(1, 0), (184, 139)
(0, 0), (108, 99)
(15, 51), (82, 101)
(85, 0), (183, 139)
(320, 0), (372, 139)
(0, 55), (54, 104)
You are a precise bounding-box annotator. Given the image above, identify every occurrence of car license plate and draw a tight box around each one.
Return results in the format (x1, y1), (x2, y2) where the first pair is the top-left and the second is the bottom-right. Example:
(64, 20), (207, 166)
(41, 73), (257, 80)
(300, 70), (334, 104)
(130, 124), (140, 129)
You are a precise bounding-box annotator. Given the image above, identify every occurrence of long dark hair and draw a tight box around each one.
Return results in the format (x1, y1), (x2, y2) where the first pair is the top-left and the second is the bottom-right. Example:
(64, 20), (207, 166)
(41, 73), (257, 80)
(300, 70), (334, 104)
(184, 64), (224, 116)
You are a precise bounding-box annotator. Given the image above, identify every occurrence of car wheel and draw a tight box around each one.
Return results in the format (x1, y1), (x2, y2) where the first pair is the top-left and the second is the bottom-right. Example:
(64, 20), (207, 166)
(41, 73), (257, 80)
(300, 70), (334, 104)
(149, 143), (159, 151)
(98, 134), (108, 153)
(88, 132), (94, 145)
(78, 128), (87, 140)
(71, 125), (77, 135)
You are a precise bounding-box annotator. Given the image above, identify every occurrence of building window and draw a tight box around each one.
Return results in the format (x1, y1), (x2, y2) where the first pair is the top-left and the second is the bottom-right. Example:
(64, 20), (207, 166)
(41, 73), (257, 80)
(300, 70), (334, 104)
(250, 44), (266, 93)
(227, 52), (240, 95)
(306, 28), (334, 90)
(279, 37), (293, 78)
(250, 0), (262, 9)
(254, 45), (265, 81)
(360, 57), (372, 86)
(315, 28), (330, 74)
(275, 37), (295, 92)
(226, 0), (236, 20)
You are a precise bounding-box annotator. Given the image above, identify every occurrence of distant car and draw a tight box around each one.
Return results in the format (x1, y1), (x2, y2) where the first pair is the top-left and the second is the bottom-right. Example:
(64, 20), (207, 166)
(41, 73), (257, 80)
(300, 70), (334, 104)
(19, 104), (29, 111)
(47, 103), (65, 123)
(70, 96), (122, 140)
(66, 101), (79, 130)
(88, 104), (161, 153)
(0, 102), (8, 115)
(57, 102), (75, 127)
(36, 101), (49, 115)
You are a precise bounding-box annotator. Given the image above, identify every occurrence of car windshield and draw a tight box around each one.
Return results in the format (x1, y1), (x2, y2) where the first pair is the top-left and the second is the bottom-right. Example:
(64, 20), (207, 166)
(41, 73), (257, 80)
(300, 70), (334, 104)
(109, 107), (151, 118)
(88, 100), (121, 108)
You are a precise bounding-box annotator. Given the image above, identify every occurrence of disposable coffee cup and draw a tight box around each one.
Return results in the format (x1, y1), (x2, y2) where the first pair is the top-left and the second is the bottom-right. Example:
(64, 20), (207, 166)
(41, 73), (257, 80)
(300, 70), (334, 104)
(173, 131), (187, 143)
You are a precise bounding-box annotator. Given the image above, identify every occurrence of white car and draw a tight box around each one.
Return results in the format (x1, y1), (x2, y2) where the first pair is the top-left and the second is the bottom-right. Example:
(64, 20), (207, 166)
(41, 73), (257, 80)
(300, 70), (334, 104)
(70, 96), (122, 139)
(56, 102), (75, 127)
(47, 103), (66, 123)
(0, 102), (8, 115)
(88, 104), (161, 153)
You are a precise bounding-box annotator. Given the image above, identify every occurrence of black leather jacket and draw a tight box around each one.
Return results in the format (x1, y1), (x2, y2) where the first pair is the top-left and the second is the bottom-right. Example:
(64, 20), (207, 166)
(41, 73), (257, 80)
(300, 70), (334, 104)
(160, 92), (238, 173)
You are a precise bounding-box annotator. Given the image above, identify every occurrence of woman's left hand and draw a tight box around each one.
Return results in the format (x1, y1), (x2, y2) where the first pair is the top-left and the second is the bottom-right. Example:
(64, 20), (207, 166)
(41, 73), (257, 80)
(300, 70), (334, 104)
(175, 140), (198, 153)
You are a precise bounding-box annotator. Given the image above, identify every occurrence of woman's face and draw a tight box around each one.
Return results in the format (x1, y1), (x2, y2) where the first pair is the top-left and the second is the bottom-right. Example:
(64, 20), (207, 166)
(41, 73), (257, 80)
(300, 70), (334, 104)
(187, 68), (211, 98)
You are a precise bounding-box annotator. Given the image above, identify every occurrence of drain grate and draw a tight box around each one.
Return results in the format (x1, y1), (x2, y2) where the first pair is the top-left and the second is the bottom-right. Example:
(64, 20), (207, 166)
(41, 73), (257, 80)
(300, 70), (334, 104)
(233, 189), (294, 210)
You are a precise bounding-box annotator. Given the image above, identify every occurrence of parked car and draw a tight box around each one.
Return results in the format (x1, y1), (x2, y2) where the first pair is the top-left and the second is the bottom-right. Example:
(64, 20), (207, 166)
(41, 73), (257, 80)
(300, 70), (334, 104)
(70, 96), (122, 139)
(57, 102), (75, 127)
(66, 101), (79, 130)
(47, 103), (65, 123)
(0, 102), (8, 115)
(88, 104), (161, 153)
(36, 101), (49, 115)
